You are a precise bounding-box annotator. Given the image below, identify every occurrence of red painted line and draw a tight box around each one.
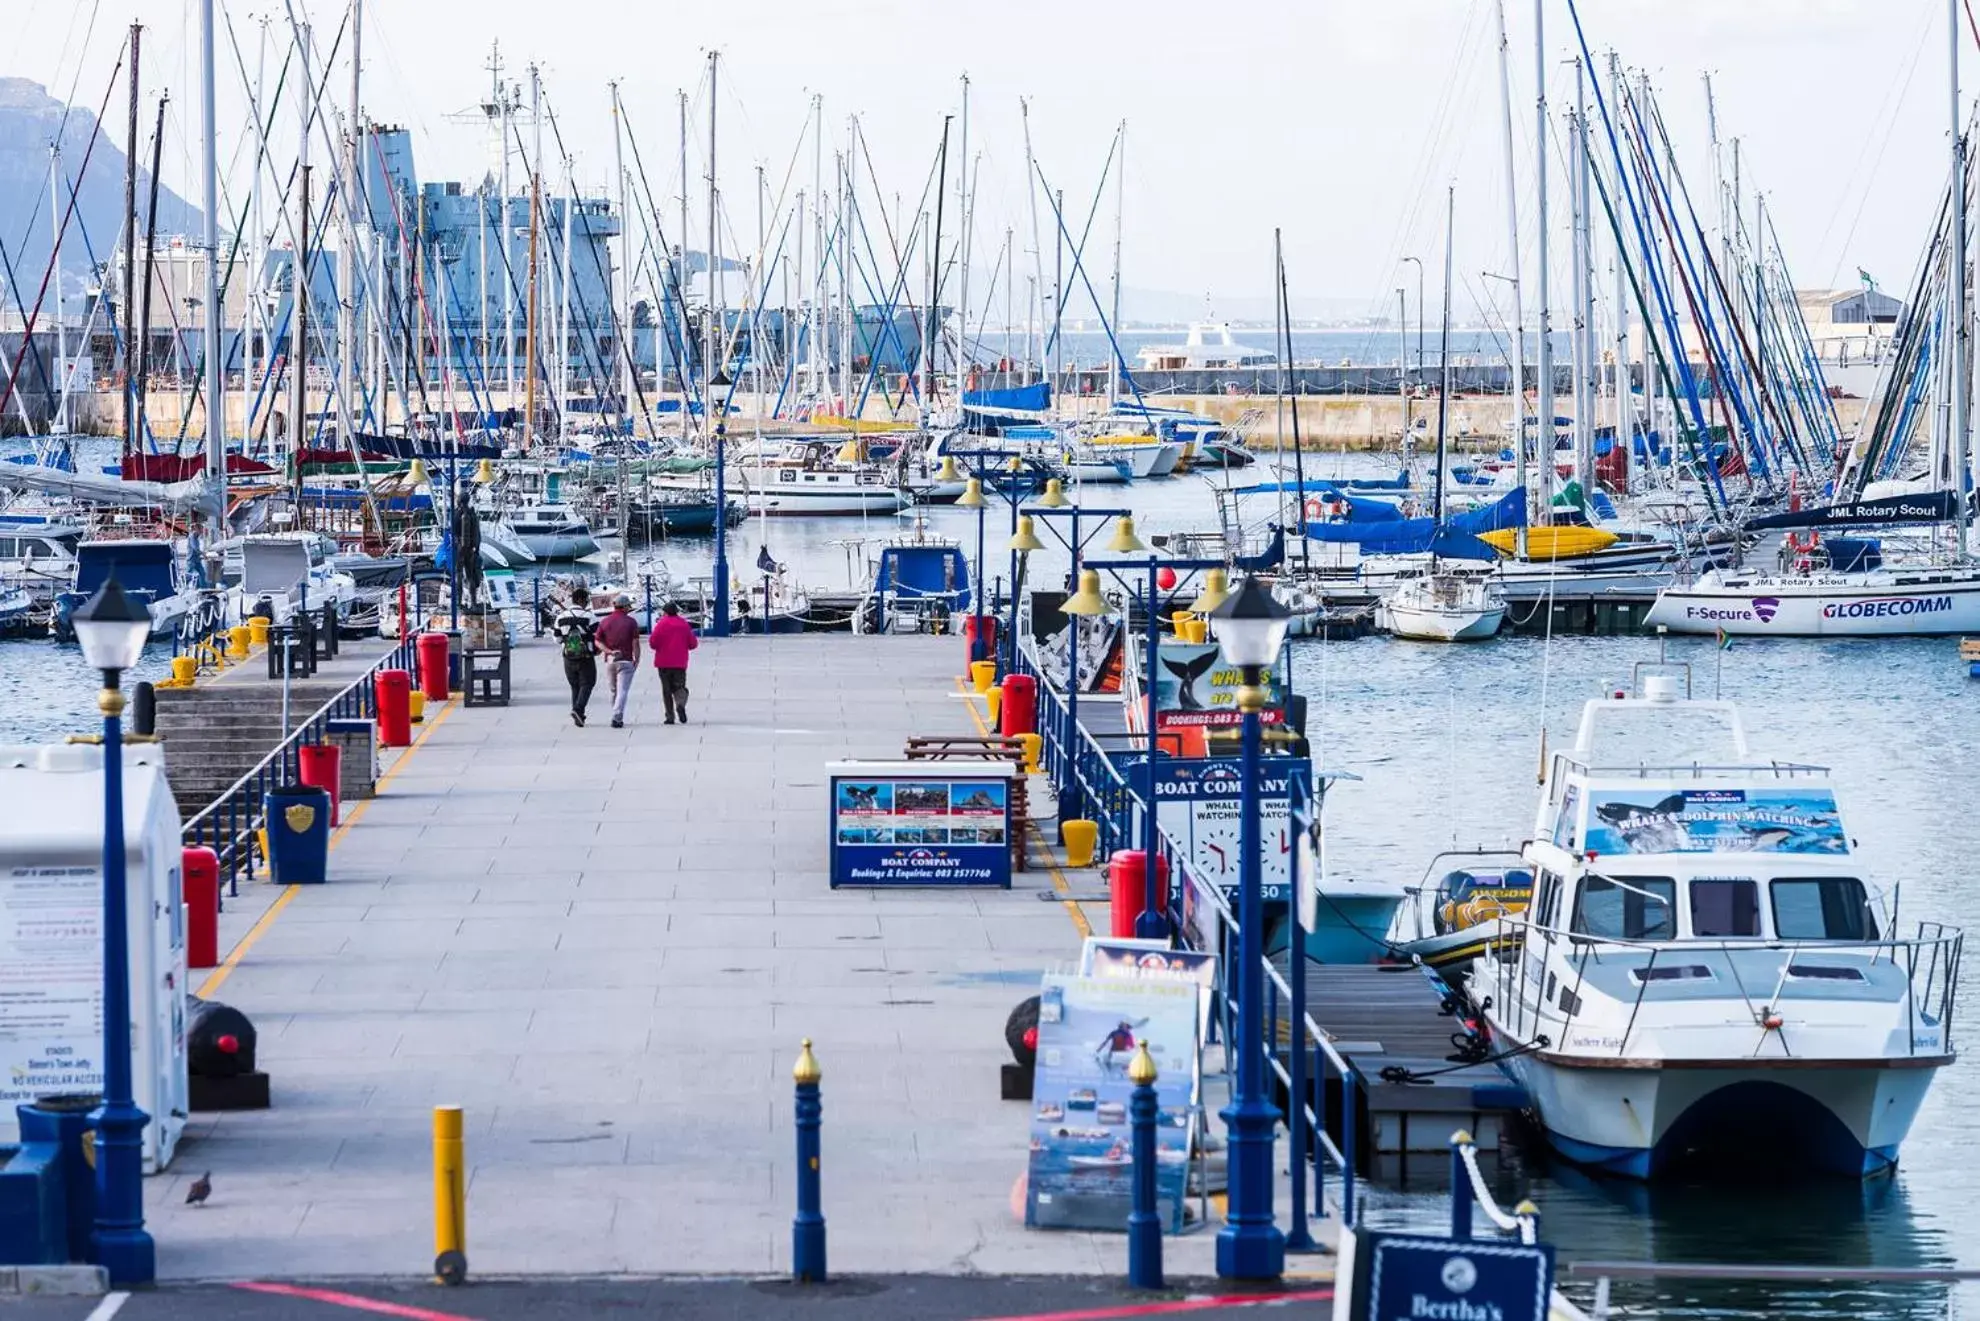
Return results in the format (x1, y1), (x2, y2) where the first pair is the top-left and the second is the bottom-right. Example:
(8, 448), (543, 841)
(969, 1287), (1334, 1321)
(231, 1282), (477, 1320)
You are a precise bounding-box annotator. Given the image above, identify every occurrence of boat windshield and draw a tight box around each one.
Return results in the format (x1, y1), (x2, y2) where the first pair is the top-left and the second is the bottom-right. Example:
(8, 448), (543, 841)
(1579, 703), (1745, 768)
(1572, 874), (1676, 940)
(1771, 877), (1878, 941)
(1689, 878), (1762, 937)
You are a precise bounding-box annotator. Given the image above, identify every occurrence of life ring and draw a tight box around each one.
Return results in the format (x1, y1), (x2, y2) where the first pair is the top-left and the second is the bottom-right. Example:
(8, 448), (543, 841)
(1304, 496), (1327, 522)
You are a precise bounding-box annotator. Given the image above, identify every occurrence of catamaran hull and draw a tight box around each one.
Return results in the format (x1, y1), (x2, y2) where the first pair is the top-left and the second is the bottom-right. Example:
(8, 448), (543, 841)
(1495, 1048), (1942, 1178)
(1647, 578), (1980, 636)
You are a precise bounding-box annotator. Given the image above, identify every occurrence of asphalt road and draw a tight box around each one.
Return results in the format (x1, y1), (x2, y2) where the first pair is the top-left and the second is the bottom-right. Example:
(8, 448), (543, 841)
(0, 1277), (1336, 1321)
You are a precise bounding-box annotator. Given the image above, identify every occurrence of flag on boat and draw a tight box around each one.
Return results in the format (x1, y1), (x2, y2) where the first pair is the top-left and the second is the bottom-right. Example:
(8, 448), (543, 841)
(756, 546), (779, 575)
(1857, 268), (1877, 289)
(1717, 628), (1733, 651)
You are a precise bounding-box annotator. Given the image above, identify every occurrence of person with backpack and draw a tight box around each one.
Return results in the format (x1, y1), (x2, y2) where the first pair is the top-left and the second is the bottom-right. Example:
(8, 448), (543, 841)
(551, 584), (599, 726)
(647, 600), (699, 724)
(595, 593), (643, 728)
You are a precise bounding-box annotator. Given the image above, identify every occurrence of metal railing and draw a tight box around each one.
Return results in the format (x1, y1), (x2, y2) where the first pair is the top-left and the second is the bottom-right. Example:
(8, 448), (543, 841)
(1486, 914), (1962, 1061)
(1015, 642), (1138, 860)
(181, 635), (416, 897)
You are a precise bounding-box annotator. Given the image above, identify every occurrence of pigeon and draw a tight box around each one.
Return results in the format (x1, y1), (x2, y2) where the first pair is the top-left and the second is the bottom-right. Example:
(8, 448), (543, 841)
(185, 1172), (212, 1206)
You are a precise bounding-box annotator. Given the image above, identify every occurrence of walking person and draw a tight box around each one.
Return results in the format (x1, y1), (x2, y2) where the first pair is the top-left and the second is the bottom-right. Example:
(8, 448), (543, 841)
(648, 601), (699, 724)
(551, 585), (599, 726)
(596, 593), (642, 728)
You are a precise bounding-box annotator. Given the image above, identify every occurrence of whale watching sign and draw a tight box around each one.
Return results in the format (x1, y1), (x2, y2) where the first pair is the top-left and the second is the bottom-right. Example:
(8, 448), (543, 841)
(1348, 1231), (1553, 1321)
(1140, 757), (1309, 903)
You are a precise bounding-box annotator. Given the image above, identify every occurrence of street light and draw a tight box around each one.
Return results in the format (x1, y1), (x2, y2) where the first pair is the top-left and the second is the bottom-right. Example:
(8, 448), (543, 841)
(1104, 515), (1146, 556)
(1206, 574), (1292, 1281)
(1036, 476), (1069, 508)
(710, 370), (734, 638)
(70, 579), (157, 1286)
(958, 477), (989, 662)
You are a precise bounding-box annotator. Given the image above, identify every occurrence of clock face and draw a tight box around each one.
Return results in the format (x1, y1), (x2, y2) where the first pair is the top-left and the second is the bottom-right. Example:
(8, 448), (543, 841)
(1190, 808), (1245, 883)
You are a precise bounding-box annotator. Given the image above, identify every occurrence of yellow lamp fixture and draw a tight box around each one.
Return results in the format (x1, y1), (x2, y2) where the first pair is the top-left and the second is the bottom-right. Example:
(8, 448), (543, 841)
(1061, 568), (1108, 616)
(1189, 567), (1231, 615)
(937, 454), (961, 482)
(1037, 477), (1069, 508)
(1006, 454), (1024, 473)
(1009, 515), (1046, 553)
(473, 458), (496, 484)
(956, 477), (986, 508)
(1105, 514), (1147, 555)
(406, 458), (429, 486)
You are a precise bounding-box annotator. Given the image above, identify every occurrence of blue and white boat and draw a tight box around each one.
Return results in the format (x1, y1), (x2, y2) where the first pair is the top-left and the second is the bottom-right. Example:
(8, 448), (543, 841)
(52, 540), (202, 640)
(1474, 670), (1961, 1178)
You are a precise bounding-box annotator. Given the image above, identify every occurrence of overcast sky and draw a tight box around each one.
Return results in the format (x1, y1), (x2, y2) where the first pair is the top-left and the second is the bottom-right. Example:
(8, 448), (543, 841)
(9, 0), (1960, 322)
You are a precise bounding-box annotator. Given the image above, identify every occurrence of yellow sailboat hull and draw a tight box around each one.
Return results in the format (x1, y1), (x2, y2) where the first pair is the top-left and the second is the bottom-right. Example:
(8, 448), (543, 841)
(1476, 526), (1621, 560)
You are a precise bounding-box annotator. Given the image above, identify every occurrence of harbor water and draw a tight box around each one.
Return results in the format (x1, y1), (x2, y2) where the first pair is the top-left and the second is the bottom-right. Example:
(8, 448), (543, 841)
(2, 468), (1973, 1315)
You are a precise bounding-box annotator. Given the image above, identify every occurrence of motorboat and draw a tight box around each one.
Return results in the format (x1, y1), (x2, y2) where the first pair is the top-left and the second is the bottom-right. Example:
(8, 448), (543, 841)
(1473, 670), (1961, 1178)
(715, 440), (909, 516)
(0, 585), (39, 637)
(1385, 850), (1532, 985)
(1380, 569), (1506, 641)
(501, 502), (600, 560)
(0, 518), (81, 589)
(52, 540), (203, 640)
(225, 532), (359, 626)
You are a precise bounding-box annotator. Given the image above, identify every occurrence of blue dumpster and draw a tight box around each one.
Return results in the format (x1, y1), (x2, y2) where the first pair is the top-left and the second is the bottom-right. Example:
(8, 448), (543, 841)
(15, 1096), (97, 1263)
(264, 784), (332, 884)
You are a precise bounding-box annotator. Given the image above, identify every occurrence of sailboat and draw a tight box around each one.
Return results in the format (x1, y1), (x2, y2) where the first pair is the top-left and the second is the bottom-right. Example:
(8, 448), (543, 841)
(1380, 187), (1507, 643)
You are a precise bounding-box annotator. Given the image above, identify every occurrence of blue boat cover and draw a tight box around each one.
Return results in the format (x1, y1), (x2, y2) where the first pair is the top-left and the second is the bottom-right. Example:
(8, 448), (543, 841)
(961, 381), (1051, 412)
(1304, 488), (1526, 559)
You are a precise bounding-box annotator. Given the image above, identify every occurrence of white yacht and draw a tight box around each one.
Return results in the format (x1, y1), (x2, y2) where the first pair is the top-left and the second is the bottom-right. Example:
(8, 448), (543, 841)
(225, 533), (358, 626)
(1647, 563), (1980, 636)
(1474, 671), (1960, 1178)
(1379, 570), (1506, 641)
(500, 503), (600, 561)
(713, 440), (907, 516)
(0, 518), (81, 588)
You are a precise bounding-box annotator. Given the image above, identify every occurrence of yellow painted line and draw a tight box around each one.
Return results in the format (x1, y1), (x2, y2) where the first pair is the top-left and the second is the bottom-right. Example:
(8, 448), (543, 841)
(195, 697), (460, 997)
(952, 679), (1092, 940)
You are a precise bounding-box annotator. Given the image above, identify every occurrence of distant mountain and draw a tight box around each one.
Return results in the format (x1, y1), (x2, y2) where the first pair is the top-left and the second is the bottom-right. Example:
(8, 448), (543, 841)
(0, 77), (201, 306)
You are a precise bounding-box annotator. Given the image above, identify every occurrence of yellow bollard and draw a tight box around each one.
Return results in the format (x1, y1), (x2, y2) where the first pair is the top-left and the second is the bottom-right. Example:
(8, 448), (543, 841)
(984, 687), (1003, 729)
(171, 656), (197, 685)
(970, 660), (998, 694)
(1062, 819), (1100, 868)
(408, 691), (427, 723)
(227, 625), (252, 660)
(248, 616), (271, 649)
(1182, 618), (1208, 645)
(1019, 732), (1043, 774)
(1170, 610), (1192, 637)
(432, 1105), (467, 1285)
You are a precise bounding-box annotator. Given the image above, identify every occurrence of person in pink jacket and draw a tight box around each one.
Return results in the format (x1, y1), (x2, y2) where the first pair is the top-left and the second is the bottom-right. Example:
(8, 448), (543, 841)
(647, 601), (700, 725)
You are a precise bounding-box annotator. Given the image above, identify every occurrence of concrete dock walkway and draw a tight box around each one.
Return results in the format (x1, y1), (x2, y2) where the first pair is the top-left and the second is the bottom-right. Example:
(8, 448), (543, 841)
(147, 633), (1285, 1280)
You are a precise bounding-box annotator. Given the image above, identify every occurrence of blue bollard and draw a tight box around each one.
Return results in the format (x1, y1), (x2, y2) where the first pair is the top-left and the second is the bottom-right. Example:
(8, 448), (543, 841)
(792, 1039), (827, 1283)
(1342, 1066), (1358, 1229)
(1126, 1044), (1164, 1290)
(1450, 1130), (1474, 1241)
(532, 575), (543, 637)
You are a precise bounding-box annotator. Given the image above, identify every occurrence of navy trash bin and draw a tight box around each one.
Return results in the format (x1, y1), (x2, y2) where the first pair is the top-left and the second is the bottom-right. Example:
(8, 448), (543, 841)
(264, 784), (332, 884)
(16, 1095), (98, 1264)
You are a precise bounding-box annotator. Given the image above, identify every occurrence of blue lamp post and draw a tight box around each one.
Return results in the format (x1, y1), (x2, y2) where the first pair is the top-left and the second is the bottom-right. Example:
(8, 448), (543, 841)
(70, 579), (157, 1286)
(1206, 574), (1292, 1281)
(709, 371), (734, 638)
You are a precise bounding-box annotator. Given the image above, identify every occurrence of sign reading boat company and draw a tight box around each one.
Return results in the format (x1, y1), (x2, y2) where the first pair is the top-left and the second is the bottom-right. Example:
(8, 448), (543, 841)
(1581, 788), (1848, 856)
(1139, 758), (1308, 903)
(826, 761), (1014, 888)
(1348, 1230), (1553, 1321)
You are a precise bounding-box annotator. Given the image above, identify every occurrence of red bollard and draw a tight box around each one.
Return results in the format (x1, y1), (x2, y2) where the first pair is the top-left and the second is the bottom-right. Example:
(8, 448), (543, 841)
(1108, 850), (1171, 939)
(298, 743), (343, 826)
(963, 614), (999, 663)
(417, 632), (451, 702)
(376, 668), (413, 748)
(183, 847), (220, 969)
(999, 673), (1038, 737)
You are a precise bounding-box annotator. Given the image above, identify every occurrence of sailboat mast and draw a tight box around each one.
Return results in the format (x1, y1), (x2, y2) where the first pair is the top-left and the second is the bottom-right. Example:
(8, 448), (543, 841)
(705, 51), (720, 431)
(1021, 98), (1042, 386)
(1571, 57), (1595, 498)
(122, 25), (139, 464)
(1493, 0), (1526, 550)
(1951, 0), (1972, 546)
(339, 0), (362, 446)
(956, 74), (972, 411)
(1109, 120), (1125, 408)
(291, 19), (311, 470)
(1532, 0), (1554, 523)
(612, 83), (634, 420)
(1435, 185), (1455, 527)
(678, 88), (690, 429)
(499, 50), (514, 406)
(199, 0), (224, 517)
(925, 115), (951, 424)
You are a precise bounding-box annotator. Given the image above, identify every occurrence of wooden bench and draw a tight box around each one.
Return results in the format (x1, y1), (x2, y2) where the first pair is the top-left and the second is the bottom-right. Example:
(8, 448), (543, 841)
(904, 735), (1030, 872)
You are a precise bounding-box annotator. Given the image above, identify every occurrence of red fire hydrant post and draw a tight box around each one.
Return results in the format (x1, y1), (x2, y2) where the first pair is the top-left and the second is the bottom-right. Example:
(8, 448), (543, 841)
(376, 668), (413, 748)
(183, 847), (220, 969)
(417, 632), (451, 702)
(298, 743), (343, 826)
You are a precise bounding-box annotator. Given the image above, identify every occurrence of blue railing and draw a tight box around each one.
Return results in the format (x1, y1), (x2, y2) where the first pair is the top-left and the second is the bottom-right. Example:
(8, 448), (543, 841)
(181, 635), (416, 898)
(1017, 635), (1359, 1232)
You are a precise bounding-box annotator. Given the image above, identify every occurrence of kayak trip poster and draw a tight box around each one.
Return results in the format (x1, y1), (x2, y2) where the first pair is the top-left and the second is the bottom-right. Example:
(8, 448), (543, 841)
(1582, 788), (1848, 856)
(1024, 975), (1196, 1233)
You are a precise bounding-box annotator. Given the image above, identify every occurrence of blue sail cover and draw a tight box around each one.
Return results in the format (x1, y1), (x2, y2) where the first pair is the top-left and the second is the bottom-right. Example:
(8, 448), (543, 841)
(961, 381), (1051, 412)
(1304, 487), (1526, 560)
